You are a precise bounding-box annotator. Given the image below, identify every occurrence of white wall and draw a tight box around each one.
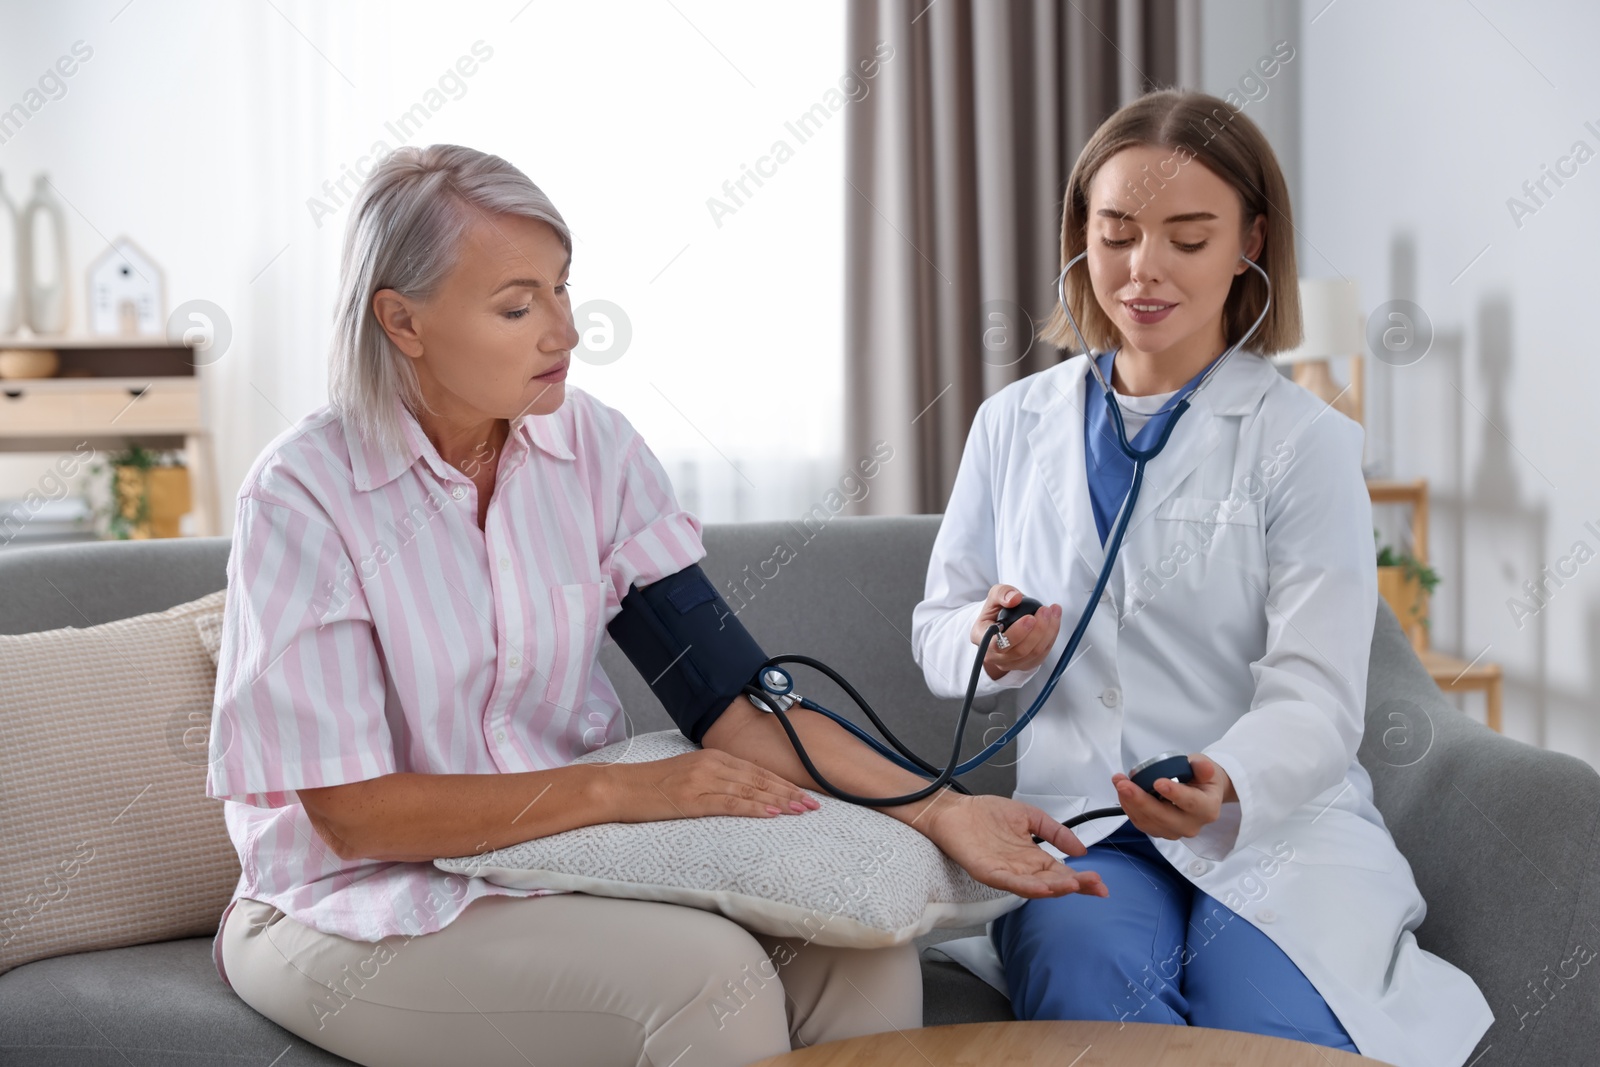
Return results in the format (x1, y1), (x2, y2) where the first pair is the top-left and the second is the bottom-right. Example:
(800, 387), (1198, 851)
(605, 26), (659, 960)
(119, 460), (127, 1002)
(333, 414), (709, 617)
(1199, 0), (1303, 239)
(1205, 0), (1600, 763)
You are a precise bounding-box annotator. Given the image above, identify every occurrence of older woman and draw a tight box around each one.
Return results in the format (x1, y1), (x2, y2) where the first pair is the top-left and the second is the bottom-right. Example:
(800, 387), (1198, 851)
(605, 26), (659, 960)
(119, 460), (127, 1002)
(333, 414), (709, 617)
(206, 144), (1100, 1067)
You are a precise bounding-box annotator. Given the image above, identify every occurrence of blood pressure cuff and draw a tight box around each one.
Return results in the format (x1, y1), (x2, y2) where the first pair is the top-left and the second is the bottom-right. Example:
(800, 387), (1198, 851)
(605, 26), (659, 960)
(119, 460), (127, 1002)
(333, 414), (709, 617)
(606, 563), (770, 744)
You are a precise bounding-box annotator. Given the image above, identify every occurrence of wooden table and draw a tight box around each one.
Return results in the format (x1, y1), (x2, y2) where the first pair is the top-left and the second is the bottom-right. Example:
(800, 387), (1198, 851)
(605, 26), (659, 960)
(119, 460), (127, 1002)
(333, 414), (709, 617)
(750, 1020), (1395, 1066)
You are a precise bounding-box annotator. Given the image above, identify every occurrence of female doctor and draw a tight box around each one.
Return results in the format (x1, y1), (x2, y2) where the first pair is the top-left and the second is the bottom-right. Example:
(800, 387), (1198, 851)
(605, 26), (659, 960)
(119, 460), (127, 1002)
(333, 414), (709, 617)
(910, 90), (1492, 1067)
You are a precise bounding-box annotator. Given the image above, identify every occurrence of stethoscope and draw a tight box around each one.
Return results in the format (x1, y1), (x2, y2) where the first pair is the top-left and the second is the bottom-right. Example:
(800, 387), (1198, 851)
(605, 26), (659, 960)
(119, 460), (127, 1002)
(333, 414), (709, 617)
(744, 251), (1273, 828)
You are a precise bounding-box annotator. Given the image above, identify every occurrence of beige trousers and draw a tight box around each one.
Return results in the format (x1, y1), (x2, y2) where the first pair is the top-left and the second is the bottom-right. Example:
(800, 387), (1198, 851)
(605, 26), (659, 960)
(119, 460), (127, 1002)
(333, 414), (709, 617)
(221, 893), (923, 1067)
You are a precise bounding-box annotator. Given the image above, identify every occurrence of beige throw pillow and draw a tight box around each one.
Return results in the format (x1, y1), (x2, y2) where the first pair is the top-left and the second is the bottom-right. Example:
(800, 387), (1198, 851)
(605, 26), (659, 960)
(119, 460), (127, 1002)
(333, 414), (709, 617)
(0, 589), (237, 976)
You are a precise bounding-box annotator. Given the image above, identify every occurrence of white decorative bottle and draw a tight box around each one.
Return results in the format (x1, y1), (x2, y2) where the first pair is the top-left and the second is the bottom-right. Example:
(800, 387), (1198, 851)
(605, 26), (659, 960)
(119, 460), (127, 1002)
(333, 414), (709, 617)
(0, 173), (20, 335)
(20, 173), (69, 335)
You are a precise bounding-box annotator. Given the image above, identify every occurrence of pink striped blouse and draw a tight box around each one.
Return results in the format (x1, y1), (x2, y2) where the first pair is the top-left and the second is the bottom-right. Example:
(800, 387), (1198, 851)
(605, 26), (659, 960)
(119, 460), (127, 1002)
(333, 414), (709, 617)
(204, 387), (705, 990)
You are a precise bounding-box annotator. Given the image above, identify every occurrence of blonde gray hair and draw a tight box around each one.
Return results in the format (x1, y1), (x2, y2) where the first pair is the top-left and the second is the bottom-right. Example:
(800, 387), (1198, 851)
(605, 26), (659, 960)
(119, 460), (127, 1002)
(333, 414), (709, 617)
(328, 144), (572, 459)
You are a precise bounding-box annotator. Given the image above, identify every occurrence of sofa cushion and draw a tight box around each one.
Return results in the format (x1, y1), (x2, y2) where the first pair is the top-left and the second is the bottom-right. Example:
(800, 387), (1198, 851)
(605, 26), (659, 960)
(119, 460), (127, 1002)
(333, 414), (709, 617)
(436, 730), (1021, 947)
(0, 937), (354, 1065)
(0, 591), (237, 977)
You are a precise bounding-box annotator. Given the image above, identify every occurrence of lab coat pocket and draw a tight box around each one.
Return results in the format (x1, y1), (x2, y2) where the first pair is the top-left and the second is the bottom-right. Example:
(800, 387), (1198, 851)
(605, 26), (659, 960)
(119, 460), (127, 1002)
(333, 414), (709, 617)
(1154, 495), (1260, 527)
(547, 581), (607, 711)
(1132, 497), (1264, 609)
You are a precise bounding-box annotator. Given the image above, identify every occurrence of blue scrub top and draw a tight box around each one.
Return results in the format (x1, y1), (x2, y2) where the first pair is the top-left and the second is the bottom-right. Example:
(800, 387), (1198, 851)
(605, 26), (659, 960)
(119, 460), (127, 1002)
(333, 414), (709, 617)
(1082, 348), (1224, 545)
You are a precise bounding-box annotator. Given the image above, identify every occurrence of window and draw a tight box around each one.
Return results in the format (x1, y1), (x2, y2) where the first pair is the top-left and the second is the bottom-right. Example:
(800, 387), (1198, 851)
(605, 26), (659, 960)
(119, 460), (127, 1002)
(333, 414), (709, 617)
(380, 2), (850, 520)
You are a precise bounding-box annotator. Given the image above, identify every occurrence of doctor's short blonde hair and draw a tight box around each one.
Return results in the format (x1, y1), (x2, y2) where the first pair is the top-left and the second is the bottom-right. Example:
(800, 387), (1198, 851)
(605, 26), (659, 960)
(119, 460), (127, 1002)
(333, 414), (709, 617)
(328, 144), (572, 460)
(1041, 89), (1301, 358)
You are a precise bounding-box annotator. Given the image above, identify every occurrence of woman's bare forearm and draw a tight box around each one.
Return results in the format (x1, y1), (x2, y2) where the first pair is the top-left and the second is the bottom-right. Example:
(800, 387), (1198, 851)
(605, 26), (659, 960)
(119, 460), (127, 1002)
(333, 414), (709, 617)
(298, 763), (615, 862)
(700, 698), (958, 832)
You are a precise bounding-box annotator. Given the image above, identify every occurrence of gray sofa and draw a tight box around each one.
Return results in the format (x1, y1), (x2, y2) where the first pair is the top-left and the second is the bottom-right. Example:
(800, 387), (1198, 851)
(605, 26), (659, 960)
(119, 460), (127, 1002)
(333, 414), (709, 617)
(1, 515), (1596, 1066)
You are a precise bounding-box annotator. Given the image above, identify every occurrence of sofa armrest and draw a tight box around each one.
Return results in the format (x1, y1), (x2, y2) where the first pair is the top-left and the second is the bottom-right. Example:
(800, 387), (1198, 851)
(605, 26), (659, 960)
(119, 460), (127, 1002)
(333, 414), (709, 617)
(1359, 601), (1600, 1063)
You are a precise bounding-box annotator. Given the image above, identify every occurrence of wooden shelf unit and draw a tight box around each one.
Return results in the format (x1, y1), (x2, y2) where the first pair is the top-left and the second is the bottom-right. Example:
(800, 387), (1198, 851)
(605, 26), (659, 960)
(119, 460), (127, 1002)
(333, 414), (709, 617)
(1366, 477), (1503, 732)
(0, 335), (219, 536)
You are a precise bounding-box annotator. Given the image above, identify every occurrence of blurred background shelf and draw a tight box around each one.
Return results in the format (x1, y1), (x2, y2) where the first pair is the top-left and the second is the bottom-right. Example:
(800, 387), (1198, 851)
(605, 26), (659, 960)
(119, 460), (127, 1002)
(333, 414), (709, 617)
(0, 337), (217, 537)
(1367, 477), (1503, 731)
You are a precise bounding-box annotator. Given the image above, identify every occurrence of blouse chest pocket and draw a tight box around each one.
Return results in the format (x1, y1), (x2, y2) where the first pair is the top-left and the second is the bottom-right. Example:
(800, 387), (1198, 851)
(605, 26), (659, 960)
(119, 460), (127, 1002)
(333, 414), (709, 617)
(546, 581), (607, 711)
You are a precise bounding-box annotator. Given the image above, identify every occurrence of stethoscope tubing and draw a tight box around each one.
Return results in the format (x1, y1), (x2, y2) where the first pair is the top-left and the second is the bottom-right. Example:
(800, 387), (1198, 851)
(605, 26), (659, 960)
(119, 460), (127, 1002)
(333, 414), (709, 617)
(750, 252), (1273, 810)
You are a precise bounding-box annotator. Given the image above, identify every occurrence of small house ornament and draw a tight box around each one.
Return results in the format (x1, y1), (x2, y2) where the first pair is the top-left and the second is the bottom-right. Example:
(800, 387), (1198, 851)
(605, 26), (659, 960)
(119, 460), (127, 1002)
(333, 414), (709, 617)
(87, 236), (165, 336)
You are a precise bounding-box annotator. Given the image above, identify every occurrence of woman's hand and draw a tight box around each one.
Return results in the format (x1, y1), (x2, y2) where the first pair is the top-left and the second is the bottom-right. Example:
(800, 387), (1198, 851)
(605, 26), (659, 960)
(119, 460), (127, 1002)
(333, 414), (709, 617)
(924, 792), (1108, 899)
(608, 749), (821, 823)
(1112, 753), (1236, 840)
(970, 585), (1062, 681)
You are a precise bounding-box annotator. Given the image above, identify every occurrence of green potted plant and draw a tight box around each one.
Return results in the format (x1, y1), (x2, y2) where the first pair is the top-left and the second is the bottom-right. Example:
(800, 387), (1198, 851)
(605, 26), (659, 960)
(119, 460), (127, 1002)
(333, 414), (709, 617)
(89, 446), (191, 539)
(1374, 528), (1440, 648)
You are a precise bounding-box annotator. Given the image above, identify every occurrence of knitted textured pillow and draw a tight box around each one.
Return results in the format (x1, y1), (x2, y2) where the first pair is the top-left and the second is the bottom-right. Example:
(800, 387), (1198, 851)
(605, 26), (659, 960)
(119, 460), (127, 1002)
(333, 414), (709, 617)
(435, 730), (1020, 947)
(0, 589), (237, 977)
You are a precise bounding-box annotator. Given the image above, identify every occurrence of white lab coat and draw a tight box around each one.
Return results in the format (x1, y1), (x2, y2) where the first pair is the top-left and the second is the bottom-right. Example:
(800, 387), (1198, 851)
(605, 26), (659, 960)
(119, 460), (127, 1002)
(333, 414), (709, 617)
(911, 351), (1493, 1067)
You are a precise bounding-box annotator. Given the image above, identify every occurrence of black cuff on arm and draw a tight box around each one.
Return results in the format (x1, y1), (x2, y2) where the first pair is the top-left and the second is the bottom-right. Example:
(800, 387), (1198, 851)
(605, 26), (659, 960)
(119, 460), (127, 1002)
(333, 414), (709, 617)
(605, 563), (770, 744)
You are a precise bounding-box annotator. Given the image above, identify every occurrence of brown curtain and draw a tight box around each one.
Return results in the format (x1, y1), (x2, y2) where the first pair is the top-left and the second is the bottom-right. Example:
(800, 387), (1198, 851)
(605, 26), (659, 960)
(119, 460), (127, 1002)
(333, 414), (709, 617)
(845, 0), (1197, 514)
